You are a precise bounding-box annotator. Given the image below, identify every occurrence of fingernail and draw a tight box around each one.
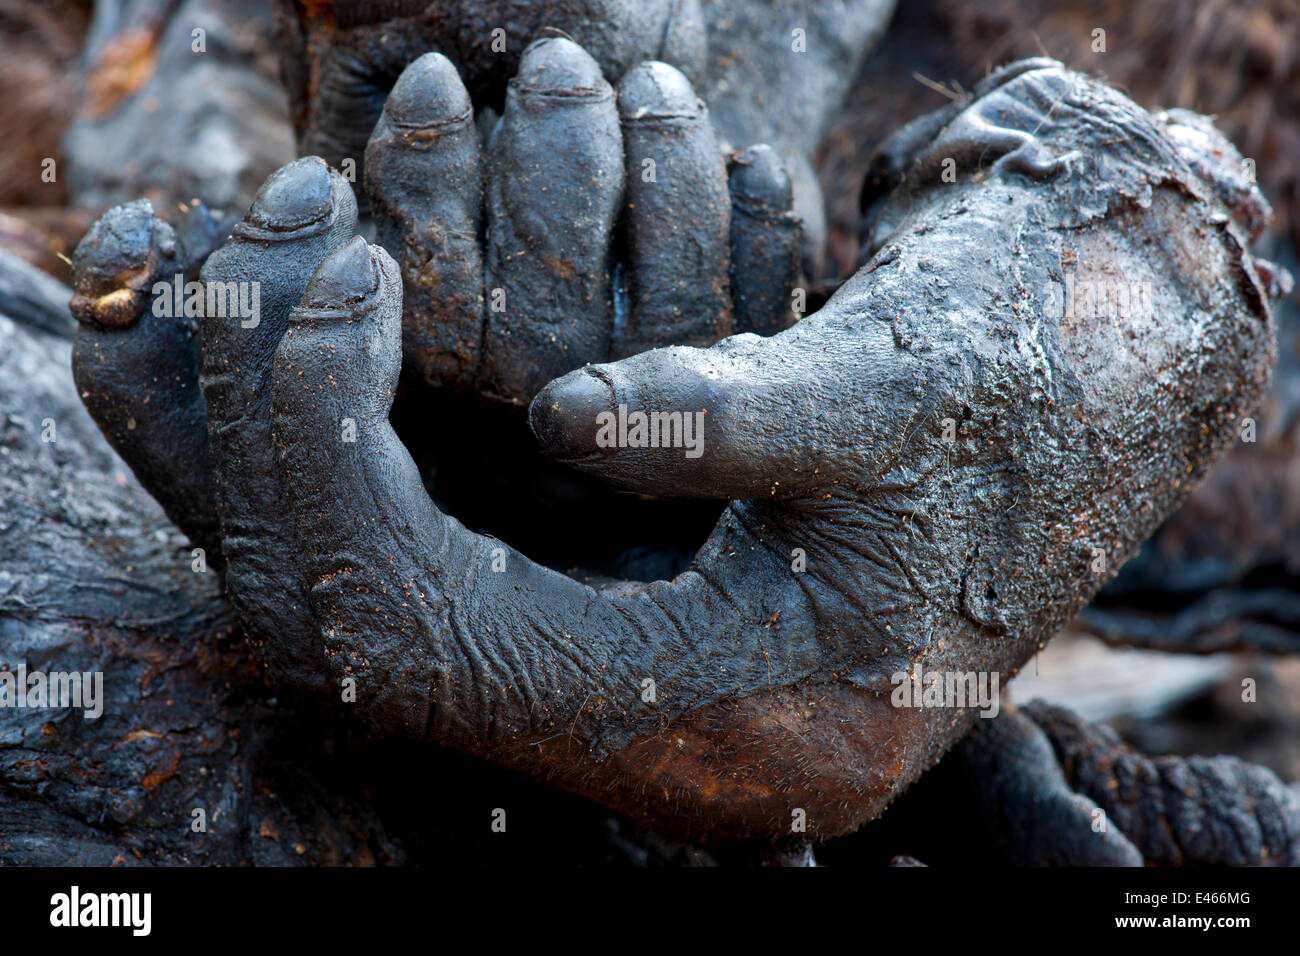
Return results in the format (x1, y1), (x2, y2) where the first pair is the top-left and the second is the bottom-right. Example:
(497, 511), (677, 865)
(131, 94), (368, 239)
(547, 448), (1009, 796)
(385, 52), (472, 129)
(529, 368), (618, 459)
(730, 145), (792, 211)
(514, 37), (605, 96)
(72, 199), (157, 297)
(248, 157), (333, 231)
(617, 62), (699, 120)
(301, 236), (378, 310)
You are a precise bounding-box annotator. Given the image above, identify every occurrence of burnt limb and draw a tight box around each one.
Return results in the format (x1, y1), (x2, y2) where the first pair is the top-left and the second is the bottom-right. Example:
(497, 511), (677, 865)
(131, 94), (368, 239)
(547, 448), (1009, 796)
(613, 60), (732, 357)
(0, 311), (400, 865)
(481, 37), (623, 401)
(955, 709), (1143, 866)
(0, 307), (690, 869)
(697, 0), (895, 277)
(15, 24), (1291, 857)
(272, 0), (895, 275)
(276, 0), (696, 204)
(361, 37), (768, 405)
(727, 144), (800, 337)
(1085, 274), (1300, 657)
(1022, 700), (1300, 866)
(0, 304), (710, 870)
(364, 53), (485, 391)
(1081, 590), (1300, 656)
(257, 62), (1277, 841)
(830, 3), (1300, 660)
(69, 200), (224, 559)
(198, 158), (358, 694)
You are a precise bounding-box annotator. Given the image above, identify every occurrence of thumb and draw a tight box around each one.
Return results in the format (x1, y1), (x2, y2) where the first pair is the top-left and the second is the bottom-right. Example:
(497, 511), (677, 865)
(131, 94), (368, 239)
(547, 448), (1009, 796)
(528, 308), (904, 499)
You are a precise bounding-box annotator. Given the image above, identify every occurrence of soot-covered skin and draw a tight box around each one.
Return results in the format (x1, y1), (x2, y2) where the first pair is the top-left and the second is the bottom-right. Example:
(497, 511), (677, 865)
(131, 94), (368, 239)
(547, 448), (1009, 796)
(69, 198), (229, 560)
(196, 159), (361, 694)
(278, 0), (708, 201)
(956, 700), (1300, 866)
(274, 0), (894, 275)
(273, 61), (1274, 839)
(70, 38), (797, 695)
(1019, 701), (1300, 866)
(728, 144), (801, 337)
(70, 162), (360, 695)
(956, 706), (1145, 866)
(695, 0), (895, 276)
(72, 60), (1279, 842)
(365, 40), (795, 403)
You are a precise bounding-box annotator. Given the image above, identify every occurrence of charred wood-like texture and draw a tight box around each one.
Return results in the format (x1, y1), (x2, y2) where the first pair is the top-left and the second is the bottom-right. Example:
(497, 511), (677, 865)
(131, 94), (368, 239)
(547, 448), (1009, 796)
(0, 304), (401, 865)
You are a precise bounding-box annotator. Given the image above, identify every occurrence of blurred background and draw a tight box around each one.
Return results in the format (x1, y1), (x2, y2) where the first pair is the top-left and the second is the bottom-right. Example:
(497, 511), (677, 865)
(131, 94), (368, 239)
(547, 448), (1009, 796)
(1, 0), (1297, 862)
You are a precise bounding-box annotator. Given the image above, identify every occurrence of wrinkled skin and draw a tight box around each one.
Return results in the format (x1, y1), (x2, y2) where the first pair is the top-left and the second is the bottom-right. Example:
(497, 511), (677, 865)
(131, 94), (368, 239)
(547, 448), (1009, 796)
(955, 706), (1145, 866)
(70, 37), (800, 724)
(69, 59), (1279, 842)
(69, 197), (229, 560)
(363, 42), (797, 401)
(280, 0), (710, 159)
(275, 0), (894, 274)
(953, 700), (1300, 866)
(971, 702), (1300, 866)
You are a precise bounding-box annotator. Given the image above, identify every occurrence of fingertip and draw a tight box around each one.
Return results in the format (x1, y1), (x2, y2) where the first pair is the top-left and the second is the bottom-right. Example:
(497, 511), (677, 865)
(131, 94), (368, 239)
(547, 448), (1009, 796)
(247, 157), (334, 232)
(70, 199), (176, 328)
(529, 367), (617, 460)
(617, 61), (700, 121)
(485, 34), (621, 402)
(514, 36), (606, 96)
(72, 200), (155, 291)
(730, 144), (793, 214)
(300, 236), (378, 311)
(383, 52), (473, 130)
(729, 147), (800, 337)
